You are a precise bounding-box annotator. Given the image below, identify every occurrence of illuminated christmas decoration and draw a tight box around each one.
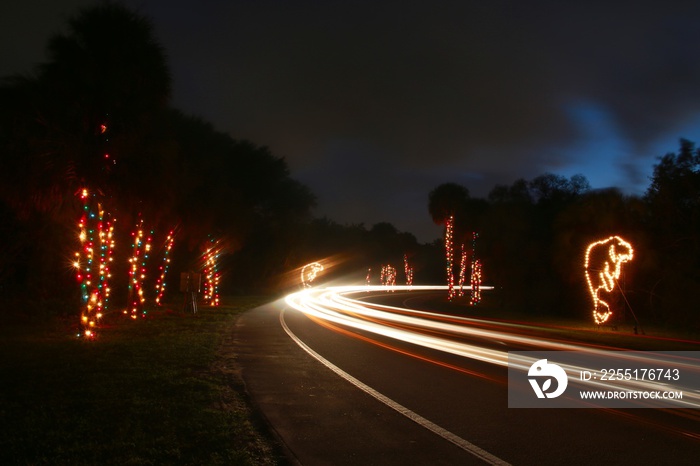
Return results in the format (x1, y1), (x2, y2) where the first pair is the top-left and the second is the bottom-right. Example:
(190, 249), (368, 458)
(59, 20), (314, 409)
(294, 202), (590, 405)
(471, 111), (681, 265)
(75, 189), (115, 338)
(470, 232), (481, 306)
(470, 259), (483, 306)
(380, 264), (397, 288)
(301, 262), (324, 288)
(445, 215), (456, 300)
(126, 220), (153, 319)
(584, 236), (634, 325)
(457, 243), (468, 297)
(154, 230), (175, 305)
(366, 268), (372, 286)
(403, 254), (414, 286)
(202, 238), (221, 306)
(74, 118), (121, 337)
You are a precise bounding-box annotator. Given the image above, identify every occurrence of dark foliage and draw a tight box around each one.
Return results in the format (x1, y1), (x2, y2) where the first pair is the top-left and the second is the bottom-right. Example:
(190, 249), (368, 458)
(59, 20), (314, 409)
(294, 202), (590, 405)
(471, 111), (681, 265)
(0, 3), (316, 311)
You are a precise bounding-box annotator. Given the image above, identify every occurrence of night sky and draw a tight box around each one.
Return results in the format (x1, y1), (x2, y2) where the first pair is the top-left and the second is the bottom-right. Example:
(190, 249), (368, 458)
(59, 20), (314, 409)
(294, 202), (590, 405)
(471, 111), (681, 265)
(4, 1), (700, 242)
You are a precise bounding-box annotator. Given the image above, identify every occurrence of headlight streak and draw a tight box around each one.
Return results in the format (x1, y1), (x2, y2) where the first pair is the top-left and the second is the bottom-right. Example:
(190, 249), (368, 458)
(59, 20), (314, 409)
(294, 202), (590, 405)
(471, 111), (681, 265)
(303, 311), (501, 382)
(285, 285), (700, 410)
(286, 287), (508, 367)
(279, 307), (513, 466)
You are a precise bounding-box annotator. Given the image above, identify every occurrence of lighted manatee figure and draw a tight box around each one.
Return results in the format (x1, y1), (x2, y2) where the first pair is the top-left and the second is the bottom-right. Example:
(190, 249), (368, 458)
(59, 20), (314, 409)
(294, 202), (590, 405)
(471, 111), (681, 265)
(584, 236), (634, 324)
(301, 262), (324, 288)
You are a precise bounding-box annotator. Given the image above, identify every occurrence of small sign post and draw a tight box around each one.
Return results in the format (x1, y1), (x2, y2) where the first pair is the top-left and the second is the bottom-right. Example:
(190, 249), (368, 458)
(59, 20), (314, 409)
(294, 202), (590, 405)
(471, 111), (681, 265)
(180, 272), (201, 313)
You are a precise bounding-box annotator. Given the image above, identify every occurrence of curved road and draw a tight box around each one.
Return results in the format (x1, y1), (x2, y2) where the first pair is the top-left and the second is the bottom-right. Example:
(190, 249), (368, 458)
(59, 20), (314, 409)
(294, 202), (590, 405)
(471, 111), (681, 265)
(235, 286), (700, 465)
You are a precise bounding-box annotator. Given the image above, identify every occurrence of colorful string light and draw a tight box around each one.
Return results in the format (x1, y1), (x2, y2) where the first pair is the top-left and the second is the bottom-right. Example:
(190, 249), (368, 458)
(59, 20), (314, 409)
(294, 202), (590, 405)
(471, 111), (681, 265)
(584, 236), (634, 325)
(457, 243), (468, 297)
(470, 232), (481, 306)
(202, 238), (221, 306)
(470, 259), (482, 306)
(126, 220), (153, 319)
(301, 262), (324, 288)
(75, 189), (115, 338)
(445, 215), (456, 300)
(403, 254), (414, 286)
(154, 230), (175, 305)
(380, 264), (397, 289)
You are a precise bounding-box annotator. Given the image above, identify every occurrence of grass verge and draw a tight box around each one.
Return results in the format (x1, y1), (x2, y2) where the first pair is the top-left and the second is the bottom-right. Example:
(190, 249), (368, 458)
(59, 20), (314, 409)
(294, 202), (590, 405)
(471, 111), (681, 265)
(0, 297), (287, 465)
(420, 294), (700, 351)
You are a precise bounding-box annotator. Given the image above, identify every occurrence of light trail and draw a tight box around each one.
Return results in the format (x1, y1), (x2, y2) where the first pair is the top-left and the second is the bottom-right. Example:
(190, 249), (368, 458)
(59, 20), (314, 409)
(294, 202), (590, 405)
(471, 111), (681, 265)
(284, 285), (700, 411)
(280, 308), (512, 466)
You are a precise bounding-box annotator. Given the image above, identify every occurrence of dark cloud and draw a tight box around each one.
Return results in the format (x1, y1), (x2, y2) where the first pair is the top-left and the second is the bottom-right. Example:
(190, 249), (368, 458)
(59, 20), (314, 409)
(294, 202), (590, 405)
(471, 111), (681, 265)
(3, 1), (700, 241)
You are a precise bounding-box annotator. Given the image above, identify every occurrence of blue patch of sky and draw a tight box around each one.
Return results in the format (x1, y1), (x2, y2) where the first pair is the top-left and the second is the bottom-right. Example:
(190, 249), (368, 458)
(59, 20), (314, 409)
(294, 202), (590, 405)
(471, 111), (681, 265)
(647, 113), (700, 162)
(558, 102), (700, 196)
(555, 101), (636, 193)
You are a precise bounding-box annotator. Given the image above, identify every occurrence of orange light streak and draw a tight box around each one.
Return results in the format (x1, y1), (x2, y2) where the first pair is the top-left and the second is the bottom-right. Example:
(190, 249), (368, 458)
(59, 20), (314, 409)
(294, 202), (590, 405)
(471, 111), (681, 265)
(285, 286), (700, 408)
(304, 311), (502, 383)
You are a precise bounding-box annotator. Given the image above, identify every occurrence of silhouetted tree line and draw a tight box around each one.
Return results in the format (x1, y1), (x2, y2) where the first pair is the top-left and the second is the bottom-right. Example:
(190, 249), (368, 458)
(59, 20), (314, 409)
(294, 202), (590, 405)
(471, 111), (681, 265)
(0, 3), (318, 312)
(428, 147), (700, 329)
(0, 3), (428, 315)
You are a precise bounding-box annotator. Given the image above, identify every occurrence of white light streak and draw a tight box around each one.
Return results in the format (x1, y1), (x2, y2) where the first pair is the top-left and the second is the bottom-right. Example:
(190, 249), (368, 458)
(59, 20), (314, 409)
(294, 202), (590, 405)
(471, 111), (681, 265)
(285, 285), (700, 408)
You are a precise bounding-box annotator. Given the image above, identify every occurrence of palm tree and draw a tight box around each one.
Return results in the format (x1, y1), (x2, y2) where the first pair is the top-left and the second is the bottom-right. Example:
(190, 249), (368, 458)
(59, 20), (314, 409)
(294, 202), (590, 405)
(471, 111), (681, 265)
(0, 3), (172, 306)
(428, 183), (470, 225)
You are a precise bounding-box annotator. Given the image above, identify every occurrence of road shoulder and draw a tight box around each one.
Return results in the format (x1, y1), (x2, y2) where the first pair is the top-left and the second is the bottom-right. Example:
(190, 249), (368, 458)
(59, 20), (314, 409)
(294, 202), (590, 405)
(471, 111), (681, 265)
(234, 300), (481, 466)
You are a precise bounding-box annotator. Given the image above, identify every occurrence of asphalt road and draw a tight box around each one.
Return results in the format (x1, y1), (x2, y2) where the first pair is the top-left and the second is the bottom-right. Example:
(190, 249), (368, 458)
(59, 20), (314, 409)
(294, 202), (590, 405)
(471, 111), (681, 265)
(234, 291), (699, 465)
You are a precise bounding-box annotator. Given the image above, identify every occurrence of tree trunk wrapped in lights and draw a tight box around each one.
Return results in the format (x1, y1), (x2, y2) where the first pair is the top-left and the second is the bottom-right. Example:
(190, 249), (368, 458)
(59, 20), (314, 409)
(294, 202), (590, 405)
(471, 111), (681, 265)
(403, 254), (414, 286)
(380, 264), (397, 288)
(126, 220), (153, 319)
(154, 230), (175, 305)
(470, 232), (482, 306)
(75, 189), (115, 338)
(202, 238), (221, 306)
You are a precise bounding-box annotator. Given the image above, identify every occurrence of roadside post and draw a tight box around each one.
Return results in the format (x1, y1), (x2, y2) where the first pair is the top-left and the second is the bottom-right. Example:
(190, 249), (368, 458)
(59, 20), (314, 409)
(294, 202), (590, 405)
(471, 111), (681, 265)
(180, 272), (201, 313)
